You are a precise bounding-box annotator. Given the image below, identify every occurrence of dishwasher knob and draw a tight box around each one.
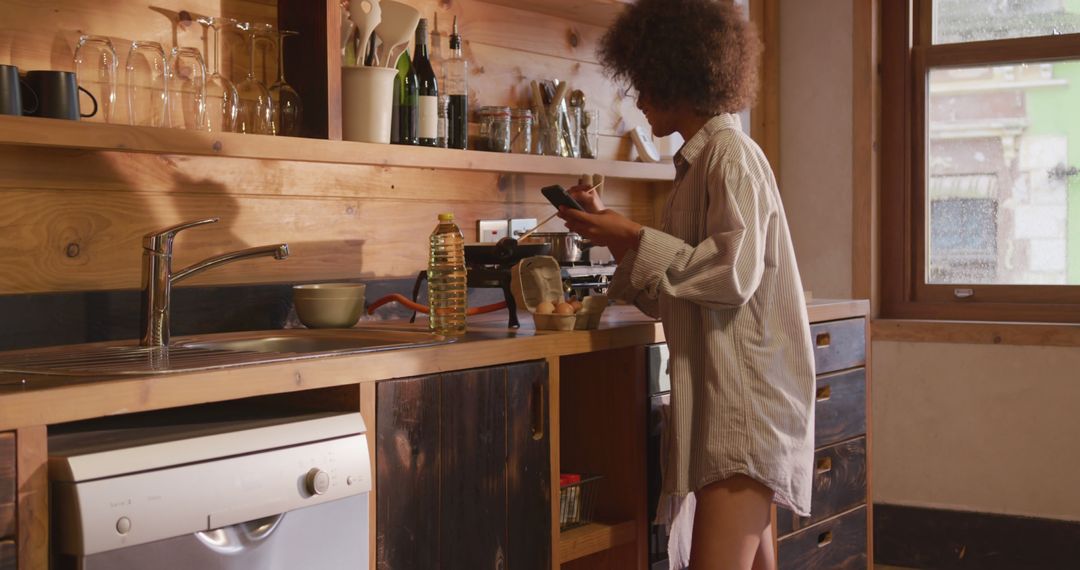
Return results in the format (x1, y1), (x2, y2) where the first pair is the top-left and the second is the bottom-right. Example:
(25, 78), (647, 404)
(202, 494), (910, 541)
(305, 468), (331, 495)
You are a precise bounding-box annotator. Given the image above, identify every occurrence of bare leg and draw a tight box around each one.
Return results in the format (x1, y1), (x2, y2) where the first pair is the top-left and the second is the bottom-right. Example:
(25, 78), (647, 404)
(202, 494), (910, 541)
(688, 475), (774, 570)
(751, 523), (777, 570)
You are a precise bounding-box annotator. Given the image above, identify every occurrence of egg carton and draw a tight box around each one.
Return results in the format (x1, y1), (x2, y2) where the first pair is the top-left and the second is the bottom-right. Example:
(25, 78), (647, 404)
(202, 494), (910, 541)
(511, 256), (608, 331)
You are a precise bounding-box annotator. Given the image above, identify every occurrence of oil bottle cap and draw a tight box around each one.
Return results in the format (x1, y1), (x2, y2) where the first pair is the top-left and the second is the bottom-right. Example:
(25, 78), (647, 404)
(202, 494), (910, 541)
(438, 213), (455, 222)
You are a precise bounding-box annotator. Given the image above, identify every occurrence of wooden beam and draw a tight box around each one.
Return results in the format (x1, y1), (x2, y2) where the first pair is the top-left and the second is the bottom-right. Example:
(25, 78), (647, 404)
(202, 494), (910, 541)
(852, 0), (880, 315)
(15, 426), (47, 570)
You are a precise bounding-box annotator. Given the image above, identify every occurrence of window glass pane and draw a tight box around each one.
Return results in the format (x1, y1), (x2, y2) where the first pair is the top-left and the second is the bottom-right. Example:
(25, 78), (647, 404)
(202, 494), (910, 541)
(933, 0), (1080, 44)
(927, 61), (1080, 285)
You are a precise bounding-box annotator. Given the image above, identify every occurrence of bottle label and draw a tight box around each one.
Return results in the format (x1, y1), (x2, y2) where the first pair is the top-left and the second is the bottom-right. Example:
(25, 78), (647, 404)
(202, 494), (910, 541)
(419, 95), (438, 139)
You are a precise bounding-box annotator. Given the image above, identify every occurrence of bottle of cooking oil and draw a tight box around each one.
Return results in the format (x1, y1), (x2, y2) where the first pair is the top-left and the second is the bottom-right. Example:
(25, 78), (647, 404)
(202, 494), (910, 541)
(427, 213), (467, 336)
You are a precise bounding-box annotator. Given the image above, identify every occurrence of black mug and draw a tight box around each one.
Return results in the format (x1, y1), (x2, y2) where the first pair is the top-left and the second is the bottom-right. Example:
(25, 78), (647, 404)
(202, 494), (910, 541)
(0, 64), (36, 116)
(24, 70), (97, 120)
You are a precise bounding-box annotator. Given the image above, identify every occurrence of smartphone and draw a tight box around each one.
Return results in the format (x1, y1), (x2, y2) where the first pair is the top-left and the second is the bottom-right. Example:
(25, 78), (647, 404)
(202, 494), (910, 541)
(541, 184), (585, 211)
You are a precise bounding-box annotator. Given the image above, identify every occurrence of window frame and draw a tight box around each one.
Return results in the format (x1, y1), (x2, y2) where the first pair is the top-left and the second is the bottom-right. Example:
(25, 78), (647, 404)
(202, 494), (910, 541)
(881, 0), (1080, 322)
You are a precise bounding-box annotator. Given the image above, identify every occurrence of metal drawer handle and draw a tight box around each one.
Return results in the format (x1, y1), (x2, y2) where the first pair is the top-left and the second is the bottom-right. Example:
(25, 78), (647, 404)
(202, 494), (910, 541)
(815, 332), (831, 348)
(816, 384), (831, 402)
(817, 530), (833, 548)
(816, 456), (833, 475)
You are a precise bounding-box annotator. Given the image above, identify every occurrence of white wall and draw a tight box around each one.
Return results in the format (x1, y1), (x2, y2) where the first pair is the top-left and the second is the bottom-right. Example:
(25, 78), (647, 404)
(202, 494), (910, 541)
(872, 342), (1080, 520)
(779, 0), (853, 299)
(776, 0), (1080, 523)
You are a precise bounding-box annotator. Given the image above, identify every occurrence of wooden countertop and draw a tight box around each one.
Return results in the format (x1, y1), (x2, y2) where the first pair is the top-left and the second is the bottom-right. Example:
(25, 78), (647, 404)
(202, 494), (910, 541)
(0, 300), (866, 431)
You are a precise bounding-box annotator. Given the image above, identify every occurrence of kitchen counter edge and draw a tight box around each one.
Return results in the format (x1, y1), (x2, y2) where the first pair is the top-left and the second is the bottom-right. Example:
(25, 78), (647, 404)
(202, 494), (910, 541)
(0, 300), (867, 431)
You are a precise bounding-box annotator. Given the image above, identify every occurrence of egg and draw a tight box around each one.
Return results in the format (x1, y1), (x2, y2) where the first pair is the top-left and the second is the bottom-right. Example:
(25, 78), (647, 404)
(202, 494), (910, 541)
(570, 300), (583, 313)
(555, 302), (576, 315)
(536, 301), (556, 314)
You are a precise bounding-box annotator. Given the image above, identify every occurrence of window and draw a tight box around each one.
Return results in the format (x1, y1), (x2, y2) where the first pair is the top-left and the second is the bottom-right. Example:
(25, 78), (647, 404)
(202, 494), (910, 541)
(881, 0), (1080, 322)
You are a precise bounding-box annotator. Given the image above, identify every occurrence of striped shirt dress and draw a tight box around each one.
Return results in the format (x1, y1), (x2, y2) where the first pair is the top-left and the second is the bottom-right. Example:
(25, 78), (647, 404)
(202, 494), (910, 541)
(609, 113), (816, 517)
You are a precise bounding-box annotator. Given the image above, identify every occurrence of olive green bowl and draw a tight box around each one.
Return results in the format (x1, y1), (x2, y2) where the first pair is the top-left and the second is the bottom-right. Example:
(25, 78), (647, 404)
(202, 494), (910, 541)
(292, 283), (367, 329)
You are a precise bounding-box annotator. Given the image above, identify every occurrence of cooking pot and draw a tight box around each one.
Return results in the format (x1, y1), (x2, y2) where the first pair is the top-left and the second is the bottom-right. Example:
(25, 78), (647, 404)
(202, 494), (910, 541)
(519, 232), (593, 263)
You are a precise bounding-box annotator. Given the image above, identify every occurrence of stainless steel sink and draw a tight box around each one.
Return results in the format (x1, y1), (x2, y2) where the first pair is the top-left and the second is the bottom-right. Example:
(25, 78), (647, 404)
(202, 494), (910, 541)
(0, 328), (453, 376)
(177, 329), (446, 354)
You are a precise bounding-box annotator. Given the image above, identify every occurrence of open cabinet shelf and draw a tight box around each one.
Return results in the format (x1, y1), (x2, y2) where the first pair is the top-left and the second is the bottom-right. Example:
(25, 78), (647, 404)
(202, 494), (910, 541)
(559, 520), (637, 564)
(0, 115), (674, 181)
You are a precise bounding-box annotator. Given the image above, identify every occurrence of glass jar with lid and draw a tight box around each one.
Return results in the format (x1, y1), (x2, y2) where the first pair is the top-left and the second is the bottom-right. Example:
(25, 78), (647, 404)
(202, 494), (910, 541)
(476, 105), (511, 152)
(510, 108), (532, 154)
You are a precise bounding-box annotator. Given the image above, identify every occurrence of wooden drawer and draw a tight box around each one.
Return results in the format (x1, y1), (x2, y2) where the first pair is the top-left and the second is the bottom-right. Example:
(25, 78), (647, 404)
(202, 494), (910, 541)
(0, 432), (14, 540)
(0, 540), (12, 570)
(810, 318), (866, 375)
(814, 369), (867, 448)
(777, 438), (866, 535)
(778, 506), (867, 570)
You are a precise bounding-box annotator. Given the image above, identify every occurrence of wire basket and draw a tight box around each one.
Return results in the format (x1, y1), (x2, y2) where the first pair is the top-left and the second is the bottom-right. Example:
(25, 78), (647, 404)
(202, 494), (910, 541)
(559, 474), (602, 530)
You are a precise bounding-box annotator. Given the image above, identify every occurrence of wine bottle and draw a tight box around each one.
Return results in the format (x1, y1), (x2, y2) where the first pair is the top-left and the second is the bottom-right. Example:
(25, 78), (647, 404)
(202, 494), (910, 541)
(395, 50), (418, 145)
(445, 16), (468, 150)
(413, 18), (439, 147)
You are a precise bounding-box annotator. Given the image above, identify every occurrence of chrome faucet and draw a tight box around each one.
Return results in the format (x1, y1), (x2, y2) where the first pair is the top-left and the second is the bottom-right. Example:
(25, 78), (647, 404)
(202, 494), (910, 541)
(140, 218), (290, 347)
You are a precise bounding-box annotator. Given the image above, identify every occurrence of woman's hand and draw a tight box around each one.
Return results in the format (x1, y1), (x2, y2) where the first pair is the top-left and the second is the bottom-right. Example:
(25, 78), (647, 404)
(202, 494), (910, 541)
(566, 184), (606, 214)
(558, 207), (642, 262)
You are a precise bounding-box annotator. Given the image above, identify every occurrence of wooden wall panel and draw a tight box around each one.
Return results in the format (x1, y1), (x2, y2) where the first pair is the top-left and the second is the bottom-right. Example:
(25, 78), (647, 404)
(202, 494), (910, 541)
(0, 147), (658, 293)
(0, 0), (667, 295)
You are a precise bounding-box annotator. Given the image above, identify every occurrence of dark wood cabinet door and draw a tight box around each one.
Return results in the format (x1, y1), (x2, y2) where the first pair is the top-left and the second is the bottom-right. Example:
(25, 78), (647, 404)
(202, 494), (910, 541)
(0, 432), (14, 540)
(0, 540), (14, 570)
(376, 361), (550, 570)
(505, 362), (551, 570)
(376, 374), (441, 570)
(440, 367), (509, 570)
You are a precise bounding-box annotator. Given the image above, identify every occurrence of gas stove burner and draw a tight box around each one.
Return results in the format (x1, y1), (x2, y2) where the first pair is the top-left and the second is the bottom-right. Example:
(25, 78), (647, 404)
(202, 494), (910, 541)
(412, 266), (521, 328)
(561, 264), (617, 279)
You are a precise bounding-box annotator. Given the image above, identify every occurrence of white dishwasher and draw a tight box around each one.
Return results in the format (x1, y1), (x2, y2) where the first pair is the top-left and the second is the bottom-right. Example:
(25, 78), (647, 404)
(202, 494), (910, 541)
(49, 410), (371, 570)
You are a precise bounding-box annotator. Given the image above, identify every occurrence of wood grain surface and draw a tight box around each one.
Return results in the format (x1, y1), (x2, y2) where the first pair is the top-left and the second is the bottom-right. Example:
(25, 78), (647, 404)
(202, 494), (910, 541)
(778, 507), (867, 570)
(0, 540), (13, 570)
(559, 346), (647, 570)
(0, 434), (13, 540)
(777, 438), (867, 536)
(810, 318), (867, 375)
(439, 367), (509, 569)
(813, 369), (867, 448)
(16, 426), (47, 570)
(505, 362), (551, 570)
(0, 0), (667, 296)
(376, 374), (441, 570)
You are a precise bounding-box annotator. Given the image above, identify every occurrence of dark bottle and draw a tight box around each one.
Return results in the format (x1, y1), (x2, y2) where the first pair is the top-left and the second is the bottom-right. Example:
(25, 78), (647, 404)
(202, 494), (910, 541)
(395, 50), (418, 145)
(413, 18), (439, 147)
(445, 16), (468, 150)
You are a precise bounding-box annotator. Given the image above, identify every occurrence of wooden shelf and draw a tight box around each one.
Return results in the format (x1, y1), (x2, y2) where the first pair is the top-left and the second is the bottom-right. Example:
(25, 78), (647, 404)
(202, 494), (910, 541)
(0, 115), (674, 182)
(559, 520), (637, 563)
(479, 0), (636, 27)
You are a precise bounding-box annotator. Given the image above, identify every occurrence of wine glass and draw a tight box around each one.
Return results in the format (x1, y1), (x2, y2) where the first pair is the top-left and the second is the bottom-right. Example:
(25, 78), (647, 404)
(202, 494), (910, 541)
(167, 47), (207, 130)
(270, 29), (303, 137)
(126, 40), (169, 127)
(196, 16), (238, 133)
(234, 22), (274, 135)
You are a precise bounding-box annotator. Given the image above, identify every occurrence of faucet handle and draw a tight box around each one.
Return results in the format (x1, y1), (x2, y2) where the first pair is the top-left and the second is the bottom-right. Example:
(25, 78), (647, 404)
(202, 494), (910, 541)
(143, 217), (220, 255)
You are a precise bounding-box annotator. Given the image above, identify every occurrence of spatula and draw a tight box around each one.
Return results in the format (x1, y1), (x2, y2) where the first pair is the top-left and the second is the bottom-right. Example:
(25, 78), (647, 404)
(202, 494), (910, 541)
(375, 0), (421, 68)
(349, 0), (382, 66)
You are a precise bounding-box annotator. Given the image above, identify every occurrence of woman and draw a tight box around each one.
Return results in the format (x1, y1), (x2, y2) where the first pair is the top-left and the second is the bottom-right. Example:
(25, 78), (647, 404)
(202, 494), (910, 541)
(558, 1), (815, 568)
